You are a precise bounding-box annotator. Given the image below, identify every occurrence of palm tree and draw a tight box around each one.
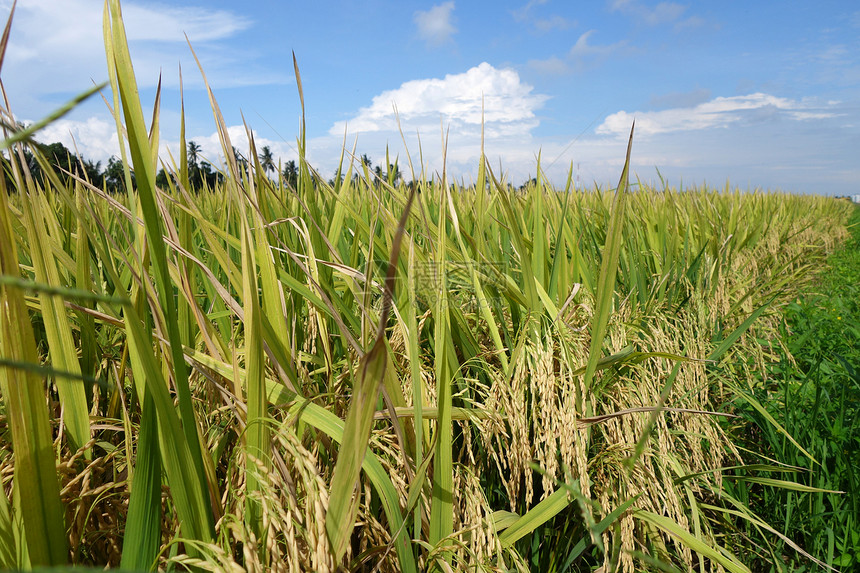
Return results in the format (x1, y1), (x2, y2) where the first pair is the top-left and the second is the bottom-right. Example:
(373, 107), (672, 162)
(187, 140), (200, 169)
(282, 159), (298, 189)
(387, 162), (402, 187)
(259, 145), (275, 176)
(187, 141), (201, 189)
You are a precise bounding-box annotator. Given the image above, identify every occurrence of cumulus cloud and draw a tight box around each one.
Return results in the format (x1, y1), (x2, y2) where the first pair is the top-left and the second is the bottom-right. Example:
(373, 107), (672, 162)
(596, 93), (840, 137)
(414, 2), (457, 46)
(330, 62), (548, 138)
(318, 63), (549, 181)
(36, 117), (122, 164)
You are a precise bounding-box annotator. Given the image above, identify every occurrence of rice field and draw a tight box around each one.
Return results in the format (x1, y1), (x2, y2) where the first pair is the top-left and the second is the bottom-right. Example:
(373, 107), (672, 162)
(0, 2), (856, 571)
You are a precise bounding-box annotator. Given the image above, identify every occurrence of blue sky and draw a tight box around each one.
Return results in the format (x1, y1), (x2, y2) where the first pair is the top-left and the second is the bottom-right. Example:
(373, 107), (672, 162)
(1, 0), (858, 194)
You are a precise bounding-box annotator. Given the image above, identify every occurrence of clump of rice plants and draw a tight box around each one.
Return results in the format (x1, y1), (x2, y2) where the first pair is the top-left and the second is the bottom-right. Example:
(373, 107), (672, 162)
(0, 1), (855, 571)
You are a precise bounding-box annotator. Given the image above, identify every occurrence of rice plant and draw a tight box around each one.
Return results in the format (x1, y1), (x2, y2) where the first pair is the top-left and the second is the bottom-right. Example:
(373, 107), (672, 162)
(0, 1), (855, 571)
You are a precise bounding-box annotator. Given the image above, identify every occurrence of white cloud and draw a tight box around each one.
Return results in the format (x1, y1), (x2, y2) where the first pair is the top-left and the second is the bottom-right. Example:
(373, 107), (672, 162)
(539, 99), (857, 195)
(570, 30), (623, 58)
(512, 0), (548, 21)
(0, 0), (279, 120)
(596, 93), (840, 137)
(122, 3), (250, 42)
(644, 2), (687, 25)
(528, 30), (626, 75)
(512, 1), (574, 32)
(414, 2), (457, 46)
(330, 63), (547, 137)
(611, 0), (688, 26)
(317, 63), (549, 181)
(534, 15), (575, 32)
(186, 125), (299, 170)
(674, 15), (704, 30)
(36, 117), (122, 165)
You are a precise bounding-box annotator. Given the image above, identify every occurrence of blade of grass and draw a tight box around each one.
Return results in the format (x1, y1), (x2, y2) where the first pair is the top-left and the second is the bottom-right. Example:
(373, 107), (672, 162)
(498, 488), (572, 548)
(582, 122), (634, 399)
(727, 385), (819, 464)
(120, 292), (217, 546)
(19, 185), (91, 457)
(326, 188), (416, 562)
(559, 494), (642, 569)
(0, 1), (17, 76)
(0, 163), (68, 568)
(721, 476), (841, 493)
(404, 241), (427, 552)
(239, 202), (269, 548)
(707, 299), (773, 362)
(74, 183), (99, 409)
(105, 0), (214, 546)
(119, 391), (162, 571)
(0, 467), (16, 569)
(429, 128), (455, 552)
(635, 510), (750, 573)
(286, 397), (417, 573)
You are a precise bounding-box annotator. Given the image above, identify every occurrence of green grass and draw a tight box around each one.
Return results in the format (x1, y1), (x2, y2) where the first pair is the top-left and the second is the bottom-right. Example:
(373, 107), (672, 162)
(732, 203), (860, 571)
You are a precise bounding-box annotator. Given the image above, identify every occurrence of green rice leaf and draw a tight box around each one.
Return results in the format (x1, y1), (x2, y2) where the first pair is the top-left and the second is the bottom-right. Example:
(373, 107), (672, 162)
(119, 392), (162, 571)
(731, 385), (818, 464)
(0, 167), (68, 567)
(326, 189), (415, 563)
(430, 150), (455, 551)
(498, 488), (572, 548)
(239, 205), (269, 545)
(20, 188), (91, 457)
(722, 476), (841, 493)
(582, 122), (634, 396)
(707, 300), (773, 362)
(635, 510), (750, 573)
(105, 0), (214, 545)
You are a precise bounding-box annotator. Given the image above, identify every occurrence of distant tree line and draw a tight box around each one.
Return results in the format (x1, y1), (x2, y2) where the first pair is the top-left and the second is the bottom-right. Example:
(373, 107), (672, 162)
(2, 141), (113, 191)
(1, 139), (308, 194)
(3, 139), (540, 194)
(2, 139), (225, 194)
